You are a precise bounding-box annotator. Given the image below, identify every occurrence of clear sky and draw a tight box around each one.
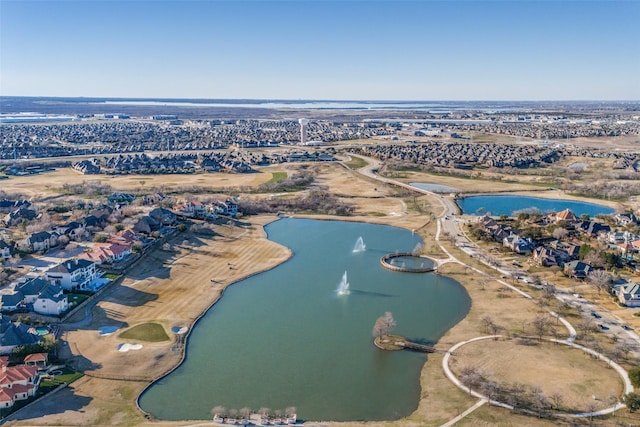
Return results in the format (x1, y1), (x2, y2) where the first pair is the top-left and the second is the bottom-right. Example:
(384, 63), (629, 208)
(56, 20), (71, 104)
(1, 0), (639, 100)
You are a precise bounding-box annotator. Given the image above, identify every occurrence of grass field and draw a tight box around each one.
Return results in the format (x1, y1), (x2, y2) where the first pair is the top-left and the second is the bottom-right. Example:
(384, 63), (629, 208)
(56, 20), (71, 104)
(267, 171), (288, 183)
(118, 322), (170, 342)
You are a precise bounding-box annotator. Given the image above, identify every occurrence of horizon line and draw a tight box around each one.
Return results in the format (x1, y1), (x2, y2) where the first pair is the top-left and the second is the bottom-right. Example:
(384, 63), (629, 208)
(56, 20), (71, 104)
(2, 95), (639, 103)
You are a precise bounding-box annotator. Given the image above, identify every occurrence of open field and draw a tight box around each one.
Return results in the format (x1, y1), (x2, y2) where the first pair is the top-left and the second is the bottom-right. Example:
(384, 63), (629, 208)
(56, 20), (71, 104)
(0, 167), (274, 198)
(450, 338), (623, 411)
(5, 155), (640, 426)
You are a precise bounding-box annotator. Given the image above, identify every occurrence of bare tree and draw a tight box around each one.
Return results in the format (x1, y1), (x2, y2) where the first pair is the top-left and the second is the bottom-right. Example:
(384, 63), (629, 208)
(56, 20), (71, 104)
(481, 379), (501, 405)
(588, 269), (612, 295)
(481, 315), (494, 334)
(239, 407), (252, 419)
(577, 318), (595, 338)
(372, 316), (386, 338)
(584, 250), (603, 269)
(379, 312), (396, 337)
(531, 315), (550, 341)
(550, 391), (563, 410)
(507, 382), (526, 409)
(258, 407), (271, 418)
(615, 342), (633, 360)
(552, 227), (569, 240)
(460, 366), (482, 396)
(285, 407), (297, 417)
(531, 386), (549, 417)
(211, 406), (226, 418)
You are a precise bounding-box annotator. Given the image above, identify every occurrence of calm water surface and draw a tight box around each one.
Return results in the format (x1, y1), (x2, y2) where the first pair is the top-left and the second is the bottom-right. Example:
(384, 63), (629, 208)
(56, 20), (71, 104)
(410, 182), (460, 193)
(458, 195), (615, 217)
(140, 219), (470, 421)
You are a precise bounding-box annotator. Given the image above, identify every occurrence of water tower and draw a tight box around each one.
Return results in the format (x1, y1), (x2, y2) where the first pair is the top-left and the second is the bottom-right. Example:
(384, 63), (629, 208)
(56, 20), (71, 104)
(298, 118), (309, 145)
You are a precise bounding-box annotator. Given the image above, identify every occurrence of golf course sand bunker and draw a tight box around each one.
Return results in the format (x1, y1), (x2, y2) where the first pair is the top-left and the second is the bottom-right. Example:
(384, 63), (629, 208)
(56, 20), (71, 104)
(99, 326), (120, 336)
(118, 343), (143, 352)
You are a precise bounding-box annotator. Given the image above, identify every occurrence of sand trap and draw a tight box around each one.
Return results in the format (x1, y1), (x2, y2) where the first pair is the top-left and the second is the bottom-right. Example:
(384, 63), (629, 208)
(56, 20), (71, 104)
(171, 326), (188, 335)
(117, 343), (143, 352)
(99, 326), (120, 336)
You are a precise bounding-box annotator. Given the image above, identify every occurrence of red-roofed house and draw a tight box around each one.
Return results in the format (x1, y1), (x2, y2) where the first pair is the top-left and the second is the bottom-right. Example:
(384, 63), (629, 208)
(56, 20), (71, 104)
(0, 357), (39, 409)
(545, 209), (578, 224)
(23, 353), (48, 370)
(107, 229), (139, 248)
(78, 243), (131, 265)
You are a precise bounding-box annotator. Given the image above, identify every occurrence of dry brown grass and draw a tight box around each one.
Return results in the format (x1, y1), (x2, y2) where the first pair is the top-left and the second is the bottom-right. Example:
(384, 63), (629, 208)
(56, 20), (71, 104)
(0, 167), (273, 198)
(450, 339), (623, 411)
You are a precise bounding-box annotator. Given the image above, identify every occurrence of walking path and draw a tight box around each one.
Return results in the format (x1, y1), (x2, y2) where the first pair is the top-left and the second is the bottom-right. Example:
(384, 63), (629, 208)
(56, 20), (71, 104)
(350, 154), (632, 424)
(442, 335), (632, 419)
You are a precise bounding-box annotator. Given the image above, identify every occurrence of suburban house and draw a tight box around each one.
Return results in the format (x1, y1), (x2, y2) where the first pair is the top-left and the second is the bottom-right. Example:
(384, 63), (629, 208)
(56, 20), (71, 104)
(46, 259), (97, 291)
(576, 221), (611, 237)
(33, 284), (68, 316)
(149, 207), (177, 226)
(0, 240), (11, 260)
(16, 278), (49, 306)
(174, 200), (206, 218)
(0, 292), (25, 313)
(23, 353), (48, 370)
(2, 208), (37, 227)
(545, 209), (578, 224)
(0, 316), (41, 355)
(17, 231), (58, 252)
(0, 356), (40, 409)
(563, 260), (593, 280)
(502, 234), (534, 255)
(213, 199), (239, 217)
(108, 229), (140, 247)
(532, 246), (563, 267)
(52, 221), (86, 241)
(615, 213), (639, 226)
(618, 283), (640, 307)
(79, 243), (131, 264)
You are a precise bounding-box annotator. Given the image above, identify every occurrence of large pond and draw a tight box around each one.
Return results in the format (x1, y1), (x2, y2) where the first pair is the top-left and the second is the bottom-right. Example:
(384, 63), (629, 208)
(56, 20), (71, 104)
(457, 195), (615, 217)
(139, 219), (470, 421)
(410, 182), (460, 193)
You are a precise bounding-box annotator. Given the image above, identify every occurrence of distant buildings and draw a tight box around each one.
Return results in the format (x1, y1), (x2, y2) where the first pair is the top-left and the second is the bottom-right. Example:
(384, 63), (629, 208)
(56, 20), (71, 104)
(298, 118), (309, 145)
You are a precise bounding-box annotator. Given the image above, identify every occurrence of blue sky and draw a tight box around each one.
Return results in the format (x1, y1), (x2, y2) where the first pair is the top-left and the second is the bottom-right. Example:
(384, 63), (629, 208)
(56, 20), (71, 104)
(1, 0), (639, 100)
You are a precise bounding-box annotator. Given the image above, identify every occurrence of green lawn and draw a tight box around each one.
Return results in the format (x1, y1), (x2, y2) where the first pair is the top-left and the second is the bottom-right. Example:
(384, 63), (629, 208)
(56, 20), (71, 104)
(118, 322), (170, 342)
(268, 171), (288, 183)
(67, 293), (90, 306)
(344, 156), (368, 169)
(103, 272), (120, 280)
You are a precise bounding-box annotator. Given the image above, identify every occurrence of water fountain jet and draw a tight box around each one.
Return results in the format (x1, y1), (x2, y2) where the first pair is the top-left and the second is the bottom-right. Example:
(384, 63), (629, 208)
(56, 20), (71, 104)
(336, 271), (350, 295)
(352, 236), (366, 253)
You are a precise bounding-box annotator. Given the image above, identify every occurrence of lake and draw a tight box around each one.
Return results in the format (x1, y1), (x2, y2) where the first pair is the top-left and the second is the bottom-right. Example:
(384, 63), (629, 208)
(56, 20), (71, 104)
(457, 195), (615, 217)
(410, 182), (460, 193)
(139, 219), (470, 421)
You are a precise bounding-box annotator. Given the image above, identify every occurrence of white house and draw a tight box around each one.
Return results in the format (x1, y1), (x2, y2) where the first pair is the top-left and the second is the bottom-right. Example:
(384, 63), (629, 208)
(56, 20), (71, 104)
(16, 277), (49, 305)
(0, 356), (40, 409)
(0, 240), (11, 260)
(33, 284), (68, 316)
(46, 259), (97, 291)
(618, 283), (640, 307)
